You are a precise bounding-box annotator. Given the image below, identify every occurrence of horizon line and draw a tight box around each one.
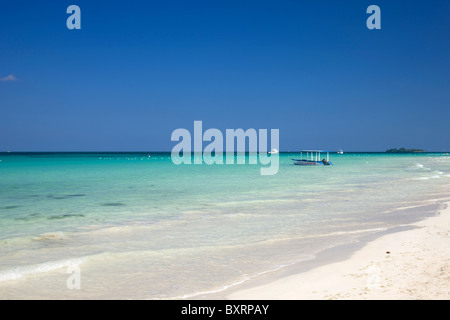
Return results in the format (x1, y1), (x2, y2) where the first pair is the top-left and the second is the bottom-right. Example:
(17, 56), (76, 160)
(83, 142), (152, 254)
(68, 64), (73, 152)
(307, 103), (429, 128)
(1, 150), (449, 154)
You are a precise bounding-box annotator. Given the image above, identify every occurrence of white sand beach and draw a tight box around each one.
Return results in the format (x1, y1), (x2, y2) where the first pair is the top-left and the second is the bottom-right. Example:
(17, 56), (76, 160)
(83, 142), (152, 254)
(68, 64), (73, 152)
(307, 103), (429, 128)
(228, 202), (450, 300)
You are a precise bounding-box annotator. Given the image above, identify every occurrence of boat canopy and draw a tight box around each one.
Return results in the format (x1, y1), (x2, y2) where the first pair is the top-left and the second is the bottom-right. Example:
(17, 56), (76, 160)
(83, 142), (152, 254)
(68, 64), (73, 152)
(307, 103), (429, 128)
(299, 150), (330, 162)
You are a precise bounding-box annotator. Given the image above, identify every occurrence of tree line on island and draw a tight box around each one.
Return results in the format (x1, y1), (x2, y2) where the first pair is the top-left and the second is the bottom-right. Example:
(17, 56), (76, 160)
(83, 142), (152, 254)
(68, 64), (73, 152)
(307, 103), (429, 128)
(385, 148), (426, 153)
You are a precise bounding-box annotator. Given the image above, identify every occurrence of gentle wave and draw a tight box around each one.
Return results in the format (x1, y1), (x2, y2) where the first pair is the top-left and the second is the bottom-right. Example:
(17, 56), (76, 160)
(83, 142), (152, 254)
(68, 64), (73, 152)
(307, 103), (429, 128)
(378, 202), (437, 214)
(158, 260), (302, 300)
(412, 163), (431, 171)
(414, 175), (441, 180)
(0, 257), (88, 282)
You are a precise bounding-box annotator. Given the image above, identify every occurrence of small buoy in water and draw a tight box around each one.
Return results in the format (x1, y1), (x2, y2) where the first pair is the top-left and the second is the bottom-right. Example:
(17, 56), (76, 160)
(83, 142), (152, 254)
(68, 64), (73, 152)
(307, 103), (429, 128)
(386, 251), (391, 254)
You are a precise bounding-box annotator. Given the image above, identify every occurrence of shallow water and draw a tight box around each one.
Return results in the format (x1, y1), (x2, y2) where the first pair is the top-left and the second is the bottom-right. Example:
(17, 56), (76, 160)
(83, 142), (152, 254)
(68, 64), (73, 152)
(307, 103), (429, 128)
(0, 152), (449, 299)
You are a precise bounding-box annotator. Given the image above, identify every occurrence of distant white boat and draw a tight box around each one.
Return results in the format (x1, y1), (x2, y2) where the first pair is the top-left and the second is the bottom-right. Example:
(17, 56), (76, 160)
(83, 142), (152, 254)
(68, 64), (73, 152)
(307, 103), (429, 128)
(337, 149), (344, 154)
(268, 149), (279, 154)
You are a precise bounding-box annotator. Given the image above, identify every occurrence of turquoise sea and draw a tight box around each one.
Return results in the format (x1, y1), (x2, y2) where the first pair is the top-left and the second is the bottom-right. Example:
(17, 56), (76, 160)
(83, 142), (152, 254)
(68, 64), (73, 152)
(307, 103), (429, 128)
(0, 152), (449, 299)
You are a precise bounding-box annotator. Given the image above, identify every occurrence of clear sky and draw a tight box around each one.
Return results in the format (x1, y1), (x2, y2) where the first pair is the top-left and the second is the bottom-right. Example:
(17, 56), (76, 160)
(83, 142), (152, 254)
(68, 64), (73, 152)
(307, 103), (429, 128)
(1, 0), (449, 152)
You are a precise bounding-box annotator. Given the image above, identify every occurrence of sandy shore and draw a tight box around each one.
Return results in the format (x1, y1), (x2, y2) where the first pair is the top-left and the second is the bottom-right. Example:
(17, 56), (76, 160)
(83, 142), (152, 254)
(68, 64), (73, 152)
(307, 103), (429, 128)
(228, 203), (450, 300)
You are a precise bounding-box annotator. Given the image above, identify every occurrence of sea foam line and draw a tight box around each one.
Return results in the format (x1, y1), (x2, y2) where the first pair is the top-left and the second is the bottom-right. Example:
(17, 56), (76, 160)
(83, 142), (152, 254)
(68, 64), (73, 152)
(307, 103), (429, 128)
(0, 257), (88, 282)
(414, 175), (441, 180)
(155, 261), (298, 300)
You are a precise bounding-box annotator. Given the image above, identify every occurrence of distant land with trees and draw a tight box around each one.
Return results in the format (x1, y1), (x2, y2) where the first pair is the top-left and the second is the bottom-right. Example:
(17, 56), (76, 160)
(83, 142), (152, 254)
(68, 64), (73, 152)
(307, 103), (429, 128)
(386, 148), (426, 153)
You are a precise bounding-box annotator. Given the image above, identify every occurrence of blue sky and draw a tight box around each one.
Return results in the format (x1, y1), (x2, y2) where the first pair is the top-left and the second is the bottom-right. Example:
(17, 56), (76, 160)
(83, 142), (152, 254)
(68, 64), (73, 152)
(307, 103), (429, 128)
(1, 0), (449, 151)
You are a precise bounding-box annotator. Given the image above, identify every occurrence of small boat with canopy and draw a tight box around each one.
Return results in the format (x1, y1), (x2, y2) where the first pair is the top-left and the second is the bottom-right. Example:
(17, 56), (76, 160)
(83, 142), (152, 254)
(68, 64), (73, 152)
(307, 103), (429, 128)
(291, 150), (333, 166)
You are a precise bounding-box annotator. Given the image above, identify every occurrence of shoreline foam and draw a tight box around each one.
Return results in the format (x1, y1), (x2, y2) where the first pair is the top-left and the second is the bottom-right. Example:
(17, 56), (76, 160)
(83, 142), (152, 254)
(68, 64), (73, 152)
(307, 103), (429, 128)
(226, 202), (450, 300)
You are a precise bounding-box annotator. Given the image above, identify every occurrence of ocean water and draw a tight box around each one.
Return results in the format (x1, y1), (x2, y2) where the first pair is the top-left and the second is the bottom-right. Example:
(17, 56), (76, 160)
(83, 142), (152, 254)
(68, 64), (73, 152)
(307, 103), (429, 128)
(0, 152), (449, 299)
